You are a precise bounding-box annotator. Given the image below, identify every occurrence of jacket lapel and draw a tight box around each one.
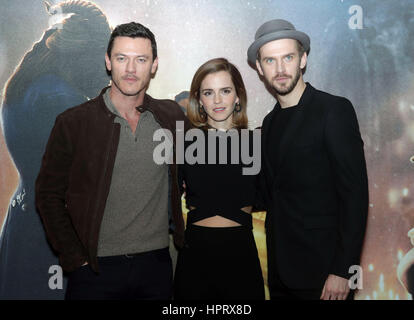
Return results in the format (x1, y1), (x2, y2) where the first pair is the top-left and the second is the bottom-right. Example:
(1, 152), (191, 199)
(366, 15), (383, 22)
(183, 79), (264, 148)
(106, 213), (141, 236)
(262, 105), (278, 180)
(272, 83), (315, 186)
(258, 104), (279, 205)
(275, 106), (305, 170)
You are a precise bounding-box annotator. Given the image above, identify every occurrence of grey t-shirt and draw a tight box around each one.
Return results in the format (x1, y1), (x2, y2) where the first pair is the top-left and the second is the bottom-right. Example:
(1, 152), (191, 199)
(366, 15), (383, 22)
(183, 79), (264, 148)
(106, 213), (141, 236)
(97, 88), (169, 257)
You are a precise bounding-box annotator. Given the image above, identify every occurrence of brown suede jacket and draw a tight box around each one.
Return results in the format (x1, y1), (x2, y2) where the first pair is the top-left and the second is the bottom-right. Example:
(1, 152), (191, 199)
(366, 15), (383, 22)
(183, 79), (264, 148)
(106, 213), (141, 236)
(35, 87), (191, 273)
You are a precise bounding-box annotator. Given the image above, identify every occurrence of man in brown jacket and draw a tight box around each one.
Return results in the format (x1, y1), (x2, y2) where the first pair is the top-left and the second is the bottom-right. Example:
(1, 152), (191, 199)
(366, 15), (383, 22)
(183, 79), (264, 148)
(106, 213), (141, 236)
(36, 22), (189, 300)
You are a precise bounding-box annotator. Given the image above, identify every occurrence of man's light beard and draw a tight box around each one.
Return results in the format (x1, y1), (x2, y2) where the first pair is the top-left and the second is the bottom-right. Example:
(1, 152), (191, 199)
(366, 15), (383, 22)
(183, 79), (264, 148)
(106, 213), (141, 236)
(271, 65), (301, 96)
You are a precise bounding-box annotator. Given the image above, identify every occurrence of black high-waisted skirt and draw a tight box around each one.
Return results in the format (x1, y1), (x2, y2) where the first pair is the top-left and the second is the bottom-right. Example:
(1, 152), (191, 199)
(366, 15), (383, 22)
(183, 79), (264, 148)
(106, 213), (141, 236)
(173, 224), (265, 300)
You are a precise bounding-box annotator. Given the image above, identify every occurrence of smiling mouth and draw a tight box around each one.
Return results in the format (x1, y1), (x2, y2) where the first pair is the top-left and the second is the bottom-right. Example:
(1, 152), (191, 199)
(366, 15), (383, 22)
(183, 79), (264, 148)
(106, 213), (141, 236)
(213, 107), (226, 112)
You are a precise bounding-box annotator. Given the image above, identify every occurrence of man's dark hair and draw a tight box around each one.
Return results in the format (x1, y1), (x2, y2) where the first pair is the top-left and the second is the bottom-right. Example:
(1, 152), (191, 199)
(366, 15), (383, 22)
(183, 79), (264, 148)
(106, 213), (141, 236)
(107, 22), (157, 60)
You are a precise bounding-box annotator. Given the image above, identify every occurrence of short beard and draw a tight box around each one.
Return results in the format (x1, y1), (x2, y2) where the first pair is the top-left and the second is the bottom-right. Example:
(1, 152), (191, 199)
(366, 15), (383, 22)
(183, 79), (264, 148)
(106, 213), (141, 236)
(272, 65), (301, 96)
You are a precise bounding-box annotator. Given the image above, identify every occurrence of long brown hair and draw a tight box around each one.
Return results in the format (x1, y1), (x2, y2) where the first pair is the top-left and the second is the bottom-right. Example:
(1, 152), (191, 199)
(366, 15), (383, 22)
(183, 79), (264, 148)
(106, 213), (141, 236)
(187, 58), (248, 129)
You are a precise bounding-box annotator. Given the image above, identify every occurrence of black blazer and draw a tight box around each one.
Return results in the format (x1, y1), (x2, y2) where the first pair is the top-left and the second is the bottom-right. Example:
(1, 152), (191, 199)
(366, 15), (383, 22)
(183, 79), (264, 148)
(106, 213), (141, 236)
(260, 83), (368, 290)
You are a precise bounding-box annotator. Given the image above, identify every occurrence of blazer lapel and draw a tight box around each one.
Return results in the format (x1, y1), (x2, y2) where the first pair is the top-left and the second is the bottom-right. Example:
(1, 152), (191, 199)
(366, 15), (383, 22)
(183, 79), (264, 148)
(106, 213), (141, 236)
(272, 83), (315, 186)
(262, 106), (278, 177)
(261, 104), (279, 201)
(276, 105), (306, 170)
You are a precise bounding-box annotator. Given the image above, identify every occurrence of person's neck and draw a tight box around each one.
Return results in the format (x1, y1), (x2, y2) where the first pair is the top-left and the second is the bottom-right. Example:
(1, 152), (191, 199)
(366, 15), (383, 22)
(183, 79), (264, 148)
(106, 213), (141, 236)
(207, 120), (232, 131)
(109, 86), (145, 118)
(276, 79), (306, 109)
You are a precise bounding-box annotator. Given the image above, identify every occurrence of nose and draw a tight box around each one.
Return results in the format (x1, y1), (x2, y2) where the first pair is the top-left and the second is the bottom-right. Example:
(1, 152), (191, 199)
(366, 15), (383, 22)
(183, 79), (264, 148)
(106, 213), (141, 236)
(275, 59), (285, 74)
(126, 59), (136, 73)
(214, 92), (222, 104)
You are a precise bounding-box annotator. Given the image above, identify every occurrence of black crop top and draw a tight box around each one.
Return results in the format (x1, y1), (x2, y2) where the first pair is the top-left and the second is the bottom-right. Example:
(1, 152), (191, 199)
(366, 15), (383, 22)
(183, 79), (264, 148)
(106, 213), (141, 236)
(179, 129), (259, 228)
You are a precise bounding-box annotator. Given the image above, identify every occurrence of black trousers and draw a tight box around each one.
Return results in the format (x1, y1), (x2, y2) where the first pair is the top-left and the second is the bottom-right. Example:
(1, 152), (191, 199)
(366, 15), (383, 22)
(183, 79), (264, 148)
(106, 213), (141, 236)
(65, 247), (172, 300)
(174, 224), (265, 300)
(269, 267), (355, 300)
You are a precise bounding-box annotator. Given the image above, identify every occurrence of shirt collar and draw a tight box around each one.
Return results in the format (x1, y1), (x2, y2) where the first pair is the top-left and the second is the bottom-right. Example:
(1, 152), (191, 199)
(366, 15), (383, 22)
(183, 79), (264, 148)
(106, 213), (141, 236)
(275, 82), (314, 111)
(103, 87), (123, 119)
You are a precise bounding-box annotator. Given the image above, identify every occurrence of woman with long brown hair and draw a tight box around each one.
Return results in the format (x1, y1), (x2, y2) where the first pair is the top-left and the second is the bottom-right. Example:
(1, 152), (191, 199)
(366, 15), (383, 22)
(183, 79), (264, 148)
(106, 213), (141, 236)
(173, 58), (264, 300)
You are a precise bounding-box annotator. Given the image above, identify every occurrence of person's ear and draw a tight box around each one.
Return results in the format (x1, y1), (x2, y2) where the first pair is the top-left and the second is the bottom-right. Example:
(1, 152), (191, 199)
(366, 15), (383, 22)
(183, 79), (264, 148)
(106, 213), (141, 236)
(256, 59), (264, 76)
(105, 53), (112, 72)
(151, 57), (159, 74)
(300, 52), (307, 70)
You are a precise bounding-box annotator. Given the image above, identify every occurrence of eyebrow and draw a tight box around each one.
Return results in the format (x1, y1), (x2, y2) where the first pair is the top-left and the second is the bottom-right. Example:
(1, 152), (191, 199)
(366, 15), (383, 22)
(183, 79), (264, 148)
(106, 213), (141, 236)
(262, 52), (296, 61)
(201, 87), (233, 92)
(114, 53), (150, 58)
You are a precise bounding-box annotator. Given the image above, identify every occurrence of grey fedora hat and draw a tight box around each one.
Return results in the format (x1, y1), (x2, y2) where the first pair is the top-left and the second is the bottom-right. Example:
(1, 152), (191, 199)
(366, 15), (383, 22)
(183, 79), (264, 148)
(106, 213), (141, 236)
(247, 19), (310, 65)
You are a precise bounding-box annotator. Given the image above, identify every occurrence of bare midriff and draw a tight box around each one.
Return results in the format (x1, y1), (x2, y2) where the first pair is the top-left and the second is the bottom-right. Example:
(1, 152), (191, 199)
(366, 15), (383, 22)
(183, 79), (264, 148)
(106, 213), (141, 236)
(189, 206), (252, 227)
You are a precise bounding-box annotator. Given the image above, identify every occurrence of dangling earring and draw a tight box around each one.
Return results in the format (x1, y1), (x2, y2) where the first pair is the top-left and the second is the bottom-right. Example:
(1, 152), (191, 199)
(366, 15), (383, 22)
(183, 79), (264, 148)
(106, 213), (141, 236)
(199, 105), (207, 118)
(234, 102), (242, 113)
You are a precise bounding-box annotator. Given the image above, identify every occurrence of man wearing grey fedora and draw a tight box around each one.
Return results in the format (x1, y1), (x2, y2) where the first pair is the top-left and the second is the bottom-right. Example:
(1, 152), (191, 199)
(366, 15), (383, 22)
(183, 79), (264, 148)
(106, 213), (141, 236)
(248, 19), (368, 300)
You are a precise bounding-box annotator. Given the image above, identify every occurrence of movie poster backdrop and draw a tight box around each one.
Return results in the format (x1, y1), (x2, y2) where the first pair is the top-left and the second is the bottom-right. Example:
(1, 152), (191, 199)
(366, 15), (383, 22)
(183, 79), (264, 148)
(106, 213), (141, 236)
(0, 0), (413, 300)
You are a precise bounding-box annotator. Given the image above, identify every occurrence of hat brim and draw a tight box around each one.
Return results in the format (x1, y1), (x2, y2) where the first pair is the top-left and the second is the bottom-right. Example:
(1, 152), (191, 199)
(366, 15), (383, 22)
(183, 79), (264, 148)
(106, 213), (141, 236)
(247, 30), (310, 66)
